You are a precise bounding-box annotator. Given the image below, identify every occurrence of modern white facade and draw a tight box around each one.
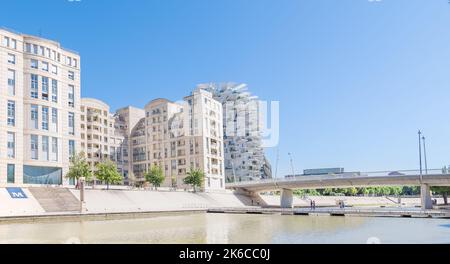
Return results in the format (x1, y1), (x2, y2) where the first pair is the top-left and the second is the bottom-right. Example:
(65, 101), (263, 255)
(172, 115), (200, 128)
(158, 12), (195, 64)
(0, 28), (81, 186)
(199, 83), (272, 182)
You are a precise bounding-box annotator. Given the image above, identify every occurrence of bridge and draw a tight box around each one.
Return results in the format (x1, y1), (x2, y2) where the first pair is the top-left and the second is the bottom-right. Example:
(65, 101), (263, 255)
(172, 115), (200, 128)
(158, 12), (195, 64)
(226, 169), (450, 210)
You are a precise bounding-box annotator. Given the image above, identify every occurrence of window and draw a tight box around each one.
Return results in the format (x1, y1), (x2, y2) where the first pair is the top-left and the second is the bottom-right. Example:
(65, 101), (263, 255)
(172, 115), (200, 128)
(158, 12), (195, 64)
(7, 164), (15, 184)
(33, 44), (38, 54)
(26, 43), (31, 53)
(31, 59), (38, 69)
(51, 79), (58, 102)
(7, 132), (15, 158)
(74, 59), (78, 68)
(31, 74), (38, 98)
(3, 36), (9, 47)
(31, 135), (38, 160)
(42, 77), (49, 100)
(42, 61), (49, 71)
(31, 105), (39, 129)
(68, 112), (75, 135)
(8, 53), (15, 64)
(7, 100), (15, 126)
(68, 71), (75, 80)
(46, 48), (51, 58)
(52, 137), (58, 162)
(42, 107), (49, 130)
(42, 136), (49, 161)
(52, 108), (58, 132)
(68, 85), (75, 107)
(69, 140), (76, 158)
(23, 166), (62, 185)
(7, 69), (15, 96)
(40, 46), (45, 56)
(11, 39), (16, 49)
(51, 65), (58, 74)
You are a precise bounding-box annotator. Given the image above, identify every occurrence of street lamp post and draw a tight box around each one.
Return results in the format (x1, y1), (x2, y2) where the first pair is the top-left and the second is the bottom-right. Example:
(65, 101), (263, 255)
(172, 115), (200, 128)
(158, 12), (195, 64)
(418, 130), (423, 183)
(79, 177), (85, 213)
(422, 136), (428, 175)
(288, 152), (296, 177)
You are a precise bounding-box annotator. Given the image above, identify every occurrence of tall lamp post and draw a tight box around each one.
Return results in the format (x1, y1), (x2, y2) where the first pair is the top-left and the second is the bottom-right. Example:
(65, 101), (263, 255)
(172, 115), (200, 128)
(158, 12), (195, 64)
(422, 136), (428, 175)
(288, 152), (296, 177)
(418, 130), (423, 183)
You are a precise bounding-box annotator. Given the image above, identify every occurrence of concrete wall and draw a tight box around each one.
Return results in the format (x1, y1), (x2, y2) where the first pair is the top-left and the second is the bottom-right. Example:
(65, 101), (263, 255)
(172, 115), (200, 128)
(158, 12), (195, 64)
(0, 188), (45, 216)
(70, 189), (249, 213)
(0, 188), (250, 217)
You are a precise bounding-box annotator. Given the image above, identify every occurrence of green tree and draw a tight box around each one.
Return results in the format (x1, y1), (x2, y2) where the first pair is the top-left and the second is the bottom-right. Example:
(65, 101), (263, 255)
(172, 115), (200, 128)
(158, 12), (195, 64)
(94, 160), (123, 190)
(184, 168), (204, 193)
(358, 187), (371, 196)
(345, 187), (358, 196)
(323, 188), (334, 196)
(66, 152), (92, 188)
(389, 186), (402, 196)
(144, 165), (165, 190)
(432, 187), (450, 205)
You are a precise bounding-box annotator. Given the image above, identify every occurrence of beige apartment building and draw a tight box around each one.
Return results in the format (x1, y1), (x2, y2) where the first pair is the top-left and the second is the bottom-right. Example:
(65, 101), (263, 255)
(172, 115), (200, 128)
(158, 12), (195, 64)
(122, 88), (225, 191)
(0, 28), (81, 186)
(80, 98), (124, 180)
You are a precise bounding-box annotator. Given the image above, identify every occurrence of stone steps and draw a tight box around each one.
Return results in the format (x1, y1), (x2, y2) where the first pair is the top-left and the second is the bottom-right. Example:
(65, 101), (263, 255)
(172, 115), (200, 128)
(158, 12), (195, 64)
(29, 188), (80, 213)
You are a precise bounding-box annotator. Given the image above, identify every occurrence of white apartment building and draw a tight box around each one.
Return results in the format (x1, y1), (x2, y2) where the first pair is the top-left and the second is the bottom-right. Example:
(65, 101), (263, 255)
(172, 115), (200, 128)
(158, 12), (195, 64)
(122, 89), (225, 191)
(0, 28), (81, 186)
(114, 106), (146, 184)
(199, 83), (272, 182)
(80, 98), (124, 180)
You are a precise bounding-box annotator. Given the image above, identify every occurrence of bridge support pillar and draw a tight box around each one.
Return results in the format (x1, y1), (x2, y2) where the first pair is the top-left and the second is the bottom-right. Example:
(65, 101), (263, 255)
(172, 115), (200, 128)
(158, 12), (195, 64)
(281, 189), (294, 208)
(420, 184), (433, 210)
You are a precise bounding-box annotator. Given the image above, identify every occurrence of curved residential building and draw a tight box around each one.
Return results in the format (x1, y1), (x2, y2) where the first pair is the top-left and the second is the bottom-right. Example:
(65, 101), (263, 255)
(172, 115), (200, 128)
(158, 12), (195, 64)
(1, 28), (81, 186)
(125, 89), (226, 190)
(80, 98), (124, 180)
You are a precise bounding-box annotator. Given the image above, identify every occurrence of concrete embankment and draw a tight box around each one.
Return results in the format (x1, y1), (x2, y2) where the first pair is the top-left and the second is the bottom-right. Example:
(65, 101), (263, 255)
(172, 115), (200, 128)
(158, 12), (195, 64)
(0, 187), (447, 220)
(0, 187), (252, 218)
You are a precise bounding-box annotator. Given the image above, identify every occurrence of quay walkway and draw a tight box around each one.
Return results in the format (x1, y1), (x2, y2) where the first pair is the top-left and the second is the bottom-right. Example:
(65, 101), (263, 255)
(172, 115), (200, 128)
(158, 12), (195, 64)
(207, 207), (450, 219)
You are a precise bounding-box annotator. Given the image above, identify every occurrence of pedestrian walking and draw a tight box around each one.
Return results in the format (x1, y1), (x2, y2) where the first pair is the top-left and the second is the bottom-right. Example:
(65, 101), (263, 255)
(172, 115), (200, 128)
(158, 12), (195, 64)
(313, 200), (316, 210)
(310, 200), (313, 210)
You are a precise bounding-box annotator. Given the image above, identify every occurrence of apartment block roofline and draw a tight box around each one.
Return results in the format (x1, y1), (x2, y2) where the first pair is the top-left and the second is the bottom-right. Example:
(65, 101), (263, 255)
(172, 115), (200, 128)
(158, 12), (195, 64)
(144, 98), (173, 108)
(115, 105), (145, 112)
(81, 97), (110, 109)
(1, 26), (80, 55)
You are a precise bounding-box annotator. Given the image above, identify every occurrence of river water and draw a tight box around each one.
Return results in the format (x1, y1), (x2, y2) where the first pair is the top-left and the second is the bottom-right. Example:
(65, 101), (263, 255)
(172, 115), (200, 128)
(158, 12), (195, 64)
(1, 213), (449, 244)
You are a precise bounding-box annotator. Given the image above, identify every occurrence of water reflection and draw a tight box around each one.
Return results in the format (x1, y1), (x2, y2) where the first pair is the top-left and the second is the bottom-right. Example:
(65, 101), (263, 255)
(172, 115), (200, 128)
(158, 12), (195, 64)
(0, 213), (449, 244)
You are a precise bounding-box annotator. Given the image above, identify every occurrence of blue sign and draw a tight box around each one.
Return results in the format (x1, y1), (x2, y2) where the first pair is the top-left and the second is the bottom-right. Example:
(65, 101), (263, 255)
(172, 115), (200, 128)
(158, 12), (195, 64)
(6, 188), (28, 199)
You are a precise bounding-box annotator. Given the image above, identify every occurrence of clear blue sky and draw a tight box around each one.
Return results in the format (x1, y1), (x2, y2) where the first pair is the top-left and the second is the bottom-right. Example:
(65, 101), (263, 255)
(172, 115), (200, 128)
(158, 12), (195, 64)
(2, 0), (450, 177)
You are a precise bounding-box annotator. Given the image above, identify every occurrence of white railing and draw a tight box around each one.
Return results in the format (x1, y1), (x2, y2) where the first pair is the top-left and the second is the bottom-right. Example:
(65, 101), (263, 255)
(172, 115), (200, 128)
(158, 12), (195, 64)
(227, 169), (447, 186)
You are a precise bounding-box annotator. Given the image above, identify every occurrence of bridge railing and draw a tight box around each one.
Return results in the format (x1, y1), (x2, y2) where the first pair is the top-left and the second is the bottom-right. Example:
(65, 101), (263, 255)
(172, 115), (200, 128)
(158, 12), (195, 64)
(226, 169), (446, 186)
